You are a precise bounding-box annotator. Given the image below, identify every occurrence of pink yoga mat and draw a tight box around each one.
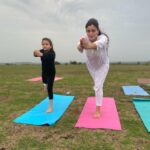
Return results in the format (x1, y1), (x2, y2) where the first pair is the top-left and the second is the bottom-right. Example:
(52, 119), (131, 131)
(27, 76), (63, 81)
(75, 97), (122, 130)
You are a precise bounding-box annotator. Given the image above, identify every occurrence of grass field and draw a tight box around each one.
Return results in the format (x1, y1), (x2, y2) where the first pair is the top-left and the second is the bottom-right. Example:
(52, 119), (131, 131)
(0, 64), (150, 150)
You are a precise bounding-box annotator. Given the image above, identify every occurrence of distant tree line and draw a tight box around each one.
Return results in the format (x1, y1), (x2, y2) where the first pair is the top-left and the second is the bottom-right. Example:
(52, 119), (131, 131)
(1, 61), (150, 65)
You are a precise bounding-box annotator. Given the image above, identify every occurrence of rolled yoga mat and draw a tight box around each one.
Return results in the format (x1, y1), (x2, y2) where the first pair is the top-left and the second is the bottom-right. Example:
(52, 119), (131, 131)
(122, 85), (149, 96)
(132, 98), (150, 132)
(137, 78), (150, 85)
(13, 94), (75, 126)
(75, 97), (122, 130)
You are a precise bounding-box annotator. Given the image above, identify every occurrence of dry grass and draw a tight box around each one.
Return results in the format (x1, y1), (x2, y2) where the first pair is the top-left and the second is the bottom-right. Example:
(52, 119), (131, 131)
(0, 64), (150, 150)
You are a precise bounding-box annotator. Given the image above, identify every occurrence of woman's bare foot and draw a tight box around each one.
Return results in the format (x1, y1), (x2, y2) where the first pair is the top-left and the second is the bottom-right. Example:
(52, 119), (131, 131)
(93, 106), (101, 118)
(93, 111), (101, 118)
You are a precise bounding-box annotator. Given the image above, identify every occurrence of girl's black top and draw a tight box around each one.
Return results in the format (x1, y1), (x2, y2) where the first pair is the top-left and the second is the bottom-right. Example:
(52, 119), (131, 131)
(40, 49), (56, 76)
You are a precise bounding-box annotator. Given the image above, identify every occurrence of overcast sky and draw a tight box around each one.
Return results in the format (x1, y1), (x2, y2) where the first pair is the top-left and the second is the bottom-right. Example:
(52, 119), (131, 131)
(0, 0), (150, 63)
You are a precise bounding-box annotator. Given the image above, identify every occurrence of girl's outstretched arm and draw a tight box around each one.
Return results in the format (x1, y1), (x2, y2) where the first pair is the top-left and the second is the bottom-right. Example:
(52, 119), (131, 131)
(33, 50), (43, 57)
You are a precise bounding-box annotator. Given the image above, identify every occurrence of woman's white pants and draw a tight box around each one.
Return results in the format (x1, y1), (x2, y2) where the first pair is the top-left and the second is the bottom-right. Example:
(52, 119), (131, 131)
(87, 64), (109, 106)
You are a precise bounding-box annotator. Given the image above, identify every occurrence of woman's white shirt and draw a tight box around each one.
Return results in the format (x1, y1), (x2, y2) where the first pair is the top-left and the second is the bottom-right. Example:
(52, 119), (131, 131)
(78, 34), (109, 70)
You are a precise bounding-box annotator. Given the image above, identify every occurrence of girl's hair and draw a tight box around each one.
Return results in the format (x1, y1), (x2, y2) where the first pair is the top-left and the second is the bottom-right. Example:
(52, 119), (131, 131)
(42, 37), (54, 50)
(85, 18), (109, 42)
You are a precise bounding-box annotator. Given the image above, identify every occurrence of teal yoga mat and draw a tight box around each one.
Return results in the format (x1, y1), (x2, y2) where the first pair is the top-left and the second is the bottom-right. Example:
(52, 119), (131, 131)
(13, 94), (75, 126)
(132, 98), (150, 132)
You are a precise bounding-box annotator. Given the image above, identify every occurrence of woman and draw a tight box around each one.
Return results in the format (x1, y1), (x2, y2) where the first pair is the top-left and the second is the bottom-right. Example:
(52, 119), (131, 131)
(77, 18), (109, 118)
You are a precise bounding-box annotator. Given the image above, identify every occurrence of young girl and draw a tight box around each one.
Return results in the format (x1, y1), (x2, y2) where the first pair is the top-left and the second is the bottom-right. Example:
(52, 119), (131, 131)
(33, 37), (56, 113)
(77, 18), (109, 118)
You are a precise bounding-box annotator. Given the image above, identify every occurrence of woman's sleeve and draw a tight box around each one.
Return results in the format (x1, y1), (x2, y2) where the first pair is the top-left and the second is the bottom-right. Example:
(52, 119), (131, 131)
(94, 35), (108, 51)
(77, 42), (83, 53)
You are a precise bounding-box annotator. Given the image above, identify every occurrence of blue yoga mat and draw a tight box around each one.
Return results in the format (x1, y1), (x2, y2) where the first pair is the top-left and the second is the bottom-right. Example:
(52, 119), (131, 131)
(13, 94), (75, 126)
(122, 85), (149, 96)
(132, 98), (150, 132)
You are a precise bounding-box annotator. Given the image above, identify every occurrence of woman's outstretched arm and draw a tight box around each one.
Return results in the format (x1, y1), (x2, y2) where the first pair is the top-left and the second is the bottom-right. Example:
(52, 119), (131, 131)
(81, 35), (108, 50)
(81, 38), (97, 49)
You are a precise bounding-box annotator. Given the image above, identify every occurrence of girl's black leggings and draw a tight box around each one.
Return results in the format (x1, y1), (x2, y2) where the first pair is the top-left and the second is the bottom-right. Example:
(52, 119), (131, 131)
(42, 73), (55, 99)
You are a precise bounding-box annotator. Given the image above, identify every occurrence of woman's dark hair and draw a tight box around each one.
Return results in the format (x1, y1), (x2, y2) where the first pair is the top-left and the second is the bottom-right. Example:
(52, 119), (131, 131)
(85, 18), (109, 42)
(42, 37), (54, 50)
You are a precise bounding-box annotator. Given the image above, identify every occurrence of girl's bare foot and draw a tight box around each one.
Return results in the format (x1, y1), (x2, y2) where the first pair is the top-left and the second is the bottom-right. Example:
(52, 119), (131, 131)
(46, 100), (53, 113)
(43, 84), (47, 92)
(93, 106), (101, 118)
(46, 106), (53, 113)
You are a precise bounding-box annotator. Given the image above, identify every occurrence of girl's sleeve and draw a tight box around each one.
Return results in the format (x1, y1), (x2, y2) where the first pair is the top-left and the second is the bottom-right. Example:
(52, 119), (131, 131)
(40, 49), (44, 53)
(47, 52), (55, 62)
(94, 35), (108, 51)
(39, 49), (44, 57)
